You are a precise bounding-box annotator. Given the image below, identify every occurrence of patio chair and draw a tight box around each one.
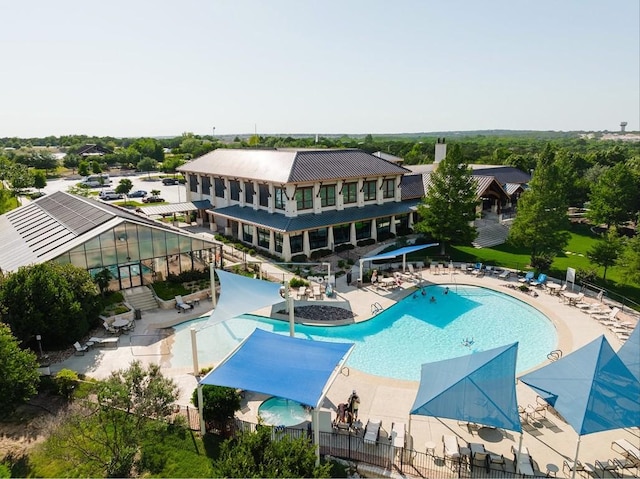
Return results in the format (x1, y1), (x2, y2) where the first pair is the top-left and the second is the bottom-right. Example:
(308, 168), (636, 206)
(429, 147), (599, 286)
(563, 460), (594, 477)
(498, 269), (511, 280)
(175, 295), (192, 312)
(442, 435), (460, 462)
(530, 273), (547, 287)
(512, 445), (535, 476)
(73, 341), (89, 356)
(460, 263), (469, 274)
(519, 271), (535, 283)
(611, 438), (640, 462)
(594, 459), (618, 477)
(592, 307), (620, 321)
(363, 419), (381, 445)
(390, 422), (405, 448)
(103, 320), (119, 335)
(488, 453), (506, 471)
(471, 262), (484, 276)
(312, 284), (322, 299)
(613, 457), (640, 473)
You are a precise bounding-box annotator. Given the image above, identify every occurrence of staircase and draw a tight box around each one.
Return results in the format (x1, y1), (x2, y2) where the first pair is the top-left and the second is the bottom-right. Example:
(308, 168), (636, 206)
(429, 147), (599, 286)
(472, 221), (511, 248)
(123, 286), (159, 311)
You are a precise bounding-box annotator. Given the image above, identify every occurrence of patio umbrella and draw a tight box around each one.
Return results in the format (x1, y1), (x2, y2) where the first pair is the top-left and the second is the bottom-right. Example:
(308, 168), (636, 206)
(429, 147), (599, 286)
(520, 335), (640, 479)
(617, 323), (639, 382)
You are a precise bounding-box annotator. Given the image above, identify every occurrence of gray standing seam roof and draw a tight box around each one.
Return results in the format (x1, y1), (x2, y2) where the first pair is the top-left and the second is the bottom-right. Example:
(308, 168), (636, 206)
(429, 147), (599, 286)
(208, 200), (420, 233)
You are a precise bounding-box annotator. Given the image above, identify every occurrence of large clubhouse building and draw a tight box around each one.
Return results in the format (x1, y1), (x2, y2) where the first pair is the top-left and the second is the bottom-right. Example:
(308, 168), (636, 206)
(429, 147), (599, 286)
(178, 146), (529, 261)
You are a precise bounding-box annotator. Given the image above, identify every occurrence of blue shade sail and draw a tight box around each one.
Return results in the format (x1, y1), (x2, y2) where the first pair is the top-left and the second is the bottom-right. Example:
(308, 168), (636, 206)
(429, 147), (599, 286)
(411, 343), (522, 433)
(199, 329), (354, 408)
(520, 335), (640, 436)
(617, 323), (639, 382)
(362, 243), (439, 262)
(203, 269), (284, 329)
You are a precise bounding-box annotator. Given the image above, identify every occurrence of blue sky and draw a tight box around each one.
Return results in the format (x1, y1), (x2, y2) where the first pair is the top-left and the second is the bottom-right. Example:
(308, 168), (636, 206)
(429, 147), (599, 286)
(1, 0), (638, 137)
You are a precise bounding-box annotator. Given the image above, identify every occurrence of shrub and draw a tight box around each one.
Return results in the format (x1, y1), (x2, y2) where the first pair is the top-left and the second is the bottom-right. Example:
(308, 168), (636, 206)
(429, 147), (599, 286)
(377, 232), (396, 242)
(289, 277), (309, 288)
(54, 369), (79, 399)
(334, 243), (354, 253)
(310, 249), (332, 260)
(291, 254), (308, 263)
(357, 238), (375, 247)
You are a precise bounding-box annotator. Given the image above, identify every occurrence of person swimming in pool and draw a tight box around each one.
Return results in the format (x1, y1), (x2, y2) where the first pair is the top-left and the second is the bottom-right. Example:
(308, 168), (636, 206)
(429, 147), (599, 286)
(444, 287), (449, 295)
(421, 288), (426, 296)
(430, 296), (436, 303)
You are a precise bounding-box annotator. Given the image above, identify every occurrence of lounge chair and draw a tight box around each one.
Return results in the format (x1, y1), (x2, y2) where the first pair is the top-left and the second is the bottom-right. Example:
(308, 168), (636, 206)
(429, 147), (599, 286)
(175, 295), (192, 312)
(498, 269), (511, 280)
(443, 434), (460, 462)
(390, 422), (405, 448)
(471, 262), (484, 276)
(73, 341), (89, 356)
(469, 442), (489, 472)
(519, 271), (535, 283)
(613, 457), (640, 473)
(103, 320), (119, 335)
(530, 273), (547, 287)
(363, 419), (381, 445)
(563, 460), (594, 477)
(592, 307), (621, 321)
(489, 453), (506, 471)
(460, 263), (469, 274)
(512, 445), (535, 476)
(611, 438), (640, 462)
(595, 459), (618, 477)
(312, 284), (322, 299)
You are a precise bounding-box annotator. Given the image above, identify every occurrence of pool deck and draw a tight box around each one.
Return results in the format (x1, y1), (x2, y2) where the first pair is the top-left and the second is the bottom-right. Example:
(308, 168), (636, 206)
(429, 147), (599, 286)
(52, 267), (640, 476)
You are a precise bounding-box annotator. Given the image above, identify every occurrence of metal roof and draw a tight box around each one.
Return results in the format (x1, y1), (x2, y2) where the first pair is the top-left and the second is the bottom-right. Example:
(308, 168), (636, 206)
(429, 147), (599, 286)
(140, 200), (212, 216)
(178, 148), (409, 184)
(400, 174), (426, 200)
(207, 200), (420, 233)
(468, 165), (531, 184)
(504, 183), (525, 196)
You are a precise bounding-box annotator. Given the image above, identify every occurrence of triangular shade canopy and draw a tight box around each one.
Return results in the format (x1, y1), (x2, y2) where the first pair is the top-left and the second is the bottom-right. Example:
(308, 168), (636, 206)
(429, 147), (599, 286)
(411, 343), (522, 432)
(617, 323), (639, 382)
(203, 269), (283, 329)
(520, 335), (640, 436)
(199, 329), (354, 408)
(362, 243), (439, 263)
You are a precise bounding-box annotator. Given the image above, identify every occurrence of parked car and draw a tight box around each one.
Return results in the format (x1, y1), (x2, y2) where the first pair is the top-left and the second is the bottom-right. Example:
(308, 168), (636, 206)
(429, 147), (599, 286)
(99, 190), (124, 200)
(128, 190), (147, 198)
(162, 177), (179, 185)
(142, 195), (164, 203)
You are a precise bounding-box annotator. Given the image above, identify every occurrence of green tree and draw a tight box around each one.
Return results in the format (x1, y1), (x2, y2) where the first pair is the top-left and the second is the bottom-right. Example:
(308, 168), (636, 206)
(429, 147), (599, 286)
(587, 228), (623, 281)
(8, 163), (34, 192)
(161, 155), (185, 173)
(46, 361), (179, 477)
(91, 160), (102, 175)
(0, 323), (40, 412)
(617, 234), (640, 285)
(191, 385), (241, 432)
(129, 138), (165, 162)
(78, 160), (90, 177)
(0, 262), (102, 347)
(587, 162), (638, 229)
(508, 144), (571, 270)
(33, 169), (47, 192)
(150, 189), (161, 197)
(115, 178), (133, 205)
(63, 154), (80, 173)
(213, 425), (331, 478)
(138, 157), (157, 178)
(414, 144), (478, 255)
(93, 268), (113, 296)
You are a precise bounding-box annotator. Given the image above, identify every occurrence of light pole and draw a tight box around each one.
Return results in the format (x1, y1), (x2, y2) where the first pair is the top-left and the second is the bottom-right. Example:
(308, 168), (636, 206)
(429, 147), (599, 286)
(36, 334), (43, 358)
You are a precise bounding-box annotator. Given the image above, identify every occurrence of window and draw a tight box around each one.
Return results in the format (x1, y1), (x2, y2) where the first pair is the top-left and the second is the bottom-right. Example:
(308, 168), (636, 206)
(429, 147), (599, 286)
(244, 181), (254, 203)
(343, 182), (357, 204)
(377, 216), (391, 237)
(189, 175), (198, 193)
(274, 233), (283, 253)
(363, 180), (377, 201)
(257, 228), (270, 249)
(201, 176), (211, 195)
(382, 178), (395, 199)
(258, 184), (270, 207)
(229, 180), (241, 201)
(320, 184), (336, 207)
(333, 223), (350, 244)
(289, 233), (303, 254)
(309, 228), (328, 250)
(274, 187), (286, 210)
(242, 224), (253, 243)
(214, 178), (225, 198)
(355, 221), (372, 240)
(296, 187), (313, 210)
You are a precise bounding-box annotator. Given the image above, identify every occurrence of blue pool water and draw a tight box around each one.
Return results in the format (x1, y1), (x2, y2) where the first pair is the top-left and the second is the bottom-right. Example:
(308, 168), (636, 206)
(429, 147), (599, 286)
(258, 397), (311, 426)
(171, 285), (557, 381)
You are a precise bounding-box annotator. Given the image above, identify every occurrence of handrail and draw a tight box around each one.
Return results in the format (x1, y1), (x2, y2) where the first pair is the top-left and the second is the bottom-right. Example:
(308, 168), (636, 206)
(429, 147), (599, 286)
(547, 350), (563, 362)
(371, 302), (383, 315)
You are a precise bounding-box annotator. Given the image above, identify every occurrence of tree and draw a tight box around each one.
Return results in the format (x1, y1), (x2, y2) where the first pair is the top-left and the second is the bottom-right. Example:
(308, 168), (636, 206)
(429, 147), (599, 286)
(46, 361), (179, 477)
(129, 138), (165, 162)
(161, 155), (185, 174)
(78, 160), (90, 177)
(508, 144), (571, 271)
(138, 157), (157, 178)
(617, 234), (640, 285)
(0, 262), (102, 348)
(7, 163), (34, 192)
(414, 144), (478, 255)
(33, 169), (47, 192)
(115, 178), (133, 205)
(213, 425), (331, 478)
(0, 323), (40, 412)
(63, 154), (80, 173)
(587, 162), (638, 229)
(151, 189), (161, 197)
(93, 268), (113, 296)
(92, 160), (102, 175)
(587, 228), (623, 281)
(191, 385), (241, 432)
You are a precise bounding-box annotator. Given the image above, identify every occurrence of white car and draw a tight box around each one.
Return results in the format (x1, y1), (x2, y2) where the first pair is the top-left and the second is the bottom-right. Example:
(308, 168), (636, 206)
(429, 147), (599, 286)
(99, 190), (123, 200)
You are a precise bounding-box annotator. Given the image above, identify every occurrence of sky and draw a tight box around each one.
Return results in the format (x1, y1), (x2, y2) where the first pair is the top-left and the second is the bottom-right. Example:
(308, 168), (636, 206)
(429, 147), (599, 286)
(1, 0), (638, 138)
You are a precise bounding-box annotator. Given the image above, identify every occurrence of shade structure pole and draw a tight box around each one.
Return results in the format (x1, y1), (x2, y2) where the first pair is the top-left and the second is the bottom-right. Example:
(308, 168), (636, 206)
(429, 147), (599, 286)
(571, 437), (582, 479)
(313, 408), (320, 466)
(402, 254), (407, 272)
(197, 384), (206, 435)
(289, 294), (295, 337)
(210, 265), (217, 308)
(515, 433), (523, 474)
(407, 415), (412, 438)
(190, 327), (199, 376)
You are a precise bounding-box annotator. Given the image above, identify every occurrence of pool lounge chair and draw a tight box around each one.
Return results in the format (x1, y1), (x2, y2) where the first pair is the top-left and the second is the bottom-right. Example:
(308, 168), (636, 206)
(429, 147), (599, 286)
(512, 445), (535, 476)
(592, 307), (620, 321)
(519, 271), (535, 283)
(471, 263), (484, 276)
(312, 284), (322, 299)
(363, 419), (381, 445)
(498, 269), (511, 280)
(594, 459), (618, 477)
(530, 273), (547, 287)
(175, 295), (192, 312)
(442, 435), (460, 462)
(89, 336), (119, 348)
(611, 438), (640, 462)
(390, 422), (405, 448)
(563, 460), (594, 477)
(73, 341), (89, 356)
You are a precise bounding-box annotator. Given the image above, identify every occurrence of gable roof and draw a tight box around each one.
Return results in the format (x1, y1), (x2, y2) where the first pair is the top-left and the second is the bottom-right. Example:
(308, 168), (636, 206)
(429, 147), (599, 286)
(401, 171), (508, 200)
(75, 144), (113, 155)
(0, 191), (215, 272)
(468, 165), (531, 184)
(178, 148), (409, 184)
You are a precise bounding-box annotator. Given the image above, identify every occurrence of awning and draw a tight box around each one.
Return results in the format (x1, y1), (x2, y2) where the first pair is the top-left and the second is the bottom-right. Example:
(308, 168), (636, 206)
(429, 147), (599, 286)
(359, 243), (438, 282)
(199, 328), (354, 408)
(140, 200), (211, 216)
(617, 323), (639, 382)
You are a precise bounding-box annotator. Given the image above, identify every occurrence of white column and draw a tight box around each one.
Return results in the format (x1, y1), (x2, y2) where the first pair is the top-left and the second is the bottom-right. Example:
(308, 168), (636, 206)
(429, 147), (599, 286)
(328, 226), (335, 251)
(282, 233), (292, 261)
(390, 215), (397, 235)
(303, 231), (310, 257)
(350, 223), (357, 246)
(371, 218), (378, 242)
(190, 327), (199, 376)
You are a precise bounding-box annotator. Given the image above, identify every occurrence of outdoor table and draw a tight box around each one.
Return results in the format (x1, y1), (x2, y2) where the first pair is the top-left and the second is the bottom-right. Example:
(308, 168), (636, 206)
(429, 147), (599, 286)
(381, 277), (396, 287)
(112, 318), (130, 328)
(561, 292), (580, 305)
(546, 283), (561, 295)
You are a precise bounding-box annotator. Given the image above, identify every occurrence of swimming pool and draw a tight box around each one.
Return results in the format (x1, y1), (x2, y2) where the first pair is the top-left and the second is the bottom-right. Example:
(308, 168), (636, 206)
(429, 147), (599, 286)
(258, 397), (311, 427)
(171, 285), (557, 381)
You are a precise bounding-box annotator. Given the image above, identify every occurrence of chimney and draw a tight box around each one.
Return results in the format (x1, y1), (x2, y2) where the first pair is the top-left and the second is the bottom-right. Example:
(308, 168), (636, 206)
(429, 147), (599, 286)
(434, 137), (447, 164)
